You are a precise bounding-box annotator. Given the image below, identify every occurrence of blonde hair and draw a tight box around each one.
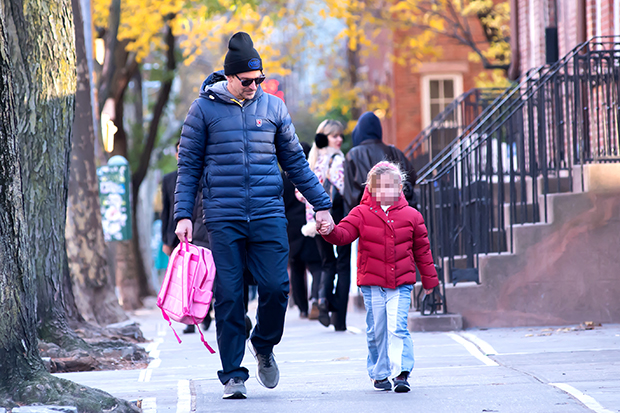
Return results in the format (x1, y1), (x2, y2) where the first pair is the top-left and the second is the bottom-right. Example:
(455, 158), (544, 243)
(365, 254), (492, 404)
(365, 161), (406, 190)
(308, 119), (345, 169)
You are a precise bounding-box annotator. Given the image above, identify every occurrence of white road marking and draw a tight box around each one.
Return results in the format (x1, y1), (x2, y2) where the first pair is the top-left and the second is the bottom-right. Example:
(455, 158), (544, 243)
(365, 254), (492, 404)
(549, 383), (615, 413)
(141, 397), (157, 413)
(459, 332), (499, 355)
(157, 322), (167, 336)
(139, 338), (163, 382)
(446, 333), (499, 366)
(176, 379), (191, 413)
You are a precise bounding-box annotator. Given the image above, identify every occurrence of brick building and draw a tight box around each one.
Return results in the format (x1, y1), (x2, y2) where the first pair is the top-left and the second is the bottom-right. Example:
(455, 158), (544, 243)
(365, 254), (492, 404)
(511, 0), (620, 77)
(362, 19), (495, 153)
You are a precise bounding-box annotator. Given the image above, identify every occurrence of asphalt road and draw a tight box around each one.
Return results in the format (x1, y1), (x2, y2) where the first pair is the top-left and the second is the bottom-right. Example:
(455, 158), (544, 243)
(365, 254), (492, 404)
(54, 297), (620, 413)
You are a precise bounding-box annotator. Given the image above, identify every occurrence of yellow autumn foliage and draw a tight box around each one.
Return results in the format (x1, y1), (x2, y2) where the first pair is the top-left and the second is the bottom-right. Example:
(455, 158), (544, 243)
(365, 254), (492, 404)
(310, 0), (510, 128)
(92, 0), (315, 76)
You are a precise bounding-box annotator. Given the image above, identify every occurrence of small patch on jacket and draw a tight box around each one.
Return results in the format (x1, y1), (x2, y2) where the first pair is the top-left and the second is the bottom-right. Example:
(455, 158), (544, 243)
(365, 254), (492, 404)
(256, 119), (263, 127)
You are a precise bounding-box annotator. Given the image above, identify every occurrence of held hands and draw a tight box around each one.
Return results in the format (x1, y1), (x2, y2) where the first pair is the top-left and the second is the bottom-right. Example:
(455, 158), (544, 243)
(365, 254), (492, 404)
(315, 210), (334, 236)
(175, 219), (193, 243)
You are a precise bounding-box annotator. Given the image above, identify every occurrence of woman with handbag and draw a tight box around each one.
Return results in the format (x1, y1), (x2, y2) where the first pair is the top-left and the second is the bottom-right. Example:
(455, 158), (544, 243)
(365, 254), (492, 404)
(298, 119), (351, 331)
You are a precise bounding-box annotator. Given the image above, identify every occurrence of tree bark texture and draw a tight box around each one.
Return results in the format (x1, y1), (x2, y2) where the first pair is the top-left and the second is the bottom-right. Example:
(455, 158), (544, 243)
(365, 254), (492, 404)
(4, 0), (87, 350)
(0, 9), (45, 393)
(0, 6), (139, 411)
(346, 42), (361, 120)
(67, 0), (128, 326)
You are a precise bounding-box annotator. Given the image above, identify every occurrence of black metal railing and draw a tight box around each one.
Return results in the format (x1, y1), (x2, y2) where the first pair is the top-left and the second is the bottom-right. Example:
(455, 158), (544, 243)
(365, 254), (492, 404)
(416, 36), (620, 289)
(405, 88), (505, 173)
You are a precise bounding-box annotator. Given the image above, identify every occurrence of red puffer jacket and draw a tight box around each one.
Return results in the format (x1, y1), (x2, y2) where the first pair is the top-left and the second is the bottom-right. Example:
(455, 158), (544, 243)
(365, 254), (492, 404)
(323, 188), (439, 290)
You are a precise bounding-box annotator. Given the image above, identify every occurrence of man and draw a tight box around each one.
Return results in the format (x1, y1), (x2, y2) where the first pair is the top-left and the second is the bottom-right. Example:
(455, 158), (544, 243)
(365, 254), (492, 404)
(174, 32), (334, 400)
(343, 111), (418, 213)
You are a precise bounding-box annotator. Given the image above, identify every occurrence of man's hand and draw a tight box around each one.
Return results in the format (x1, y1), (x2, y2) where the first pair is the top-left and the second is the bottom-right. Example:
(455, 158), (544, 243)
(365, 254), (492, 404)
(162, 244), (172, 256)
(315, 210), (334, 235)
(175, 219), (193, 243)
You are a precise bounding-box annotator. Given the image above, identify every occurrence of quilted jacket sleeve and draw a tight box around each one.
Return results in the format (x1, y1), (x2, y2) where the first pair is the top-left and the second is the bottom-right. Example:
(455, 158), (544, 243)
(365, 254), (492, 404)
(174, 100), (207, 222)
(274, 99), (332, 212)
(322, 207), (362, 246)
(412, 211), (439, 290)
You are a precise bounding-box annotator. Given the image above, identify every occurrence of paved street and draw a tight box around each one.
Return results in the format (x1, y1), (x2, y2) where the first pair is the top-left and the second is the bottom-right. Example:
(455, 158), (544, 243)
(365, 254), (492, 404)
(55, 298), (620, 413)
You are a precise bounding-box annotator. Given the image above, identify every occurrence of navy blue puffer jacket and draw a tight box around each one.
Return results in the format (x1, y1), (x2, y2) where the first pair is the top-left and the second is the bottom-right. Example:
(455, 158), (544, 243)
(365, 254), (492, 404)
(174, 71), (331, 224)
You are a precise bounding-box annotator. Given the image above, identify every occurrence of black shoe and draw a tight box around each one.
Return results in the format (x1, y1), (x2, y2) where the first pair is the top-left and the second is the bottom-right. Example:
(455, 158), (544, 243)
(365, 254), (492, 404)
(202, 312), (212, 331)
(393, 372), (410, 393)
(222, 377), (247, 399)
(245, 315), (253, 340)
(182, 324), (195, 334)
(317, 300), (330, 327)
(373, 378), (392, 391)
(299, 311), (308, 319)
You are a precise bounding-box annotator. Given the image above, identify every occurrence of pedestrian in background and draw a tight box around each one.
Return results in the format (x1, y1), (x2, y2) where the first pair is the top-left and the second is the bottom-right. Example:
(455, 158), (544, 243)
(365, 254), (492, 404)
(300, 119), (351, 331)
(174, 32), (334, 400)
(343, 111), (418, 214)
(160, 139), (211, 333)
(319, 161), (439, 392)
(283, 141), (322, 319)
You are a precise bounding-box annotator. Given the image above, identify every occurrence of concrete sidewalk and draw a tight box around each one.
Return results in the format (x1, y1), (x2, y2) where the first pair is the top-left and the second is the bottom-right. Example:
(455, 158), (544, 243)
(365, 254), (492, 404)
(54, 298), (620, 412)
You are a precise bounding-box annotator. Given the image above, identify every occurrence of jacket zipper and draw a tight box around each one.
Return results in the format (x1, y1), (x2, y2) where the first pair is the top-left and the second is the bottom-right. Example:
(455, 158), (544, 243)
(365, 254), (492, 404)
(241, 104), (250, 222)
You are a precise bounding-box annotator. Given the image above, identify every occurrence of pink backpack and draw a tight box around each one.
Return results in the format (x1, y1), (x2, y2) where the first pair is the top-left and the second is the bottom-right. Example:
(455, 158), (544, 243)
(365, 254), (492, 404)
(157, 241), (216, 353)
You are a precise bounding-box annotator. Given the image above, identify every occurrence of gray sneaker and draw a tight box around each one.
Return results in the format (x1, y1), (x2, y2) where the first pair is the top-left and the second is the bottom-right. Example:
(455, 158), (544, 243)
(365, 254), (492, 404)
(222, 377), (247, 399)
(248, 342), (279, 389)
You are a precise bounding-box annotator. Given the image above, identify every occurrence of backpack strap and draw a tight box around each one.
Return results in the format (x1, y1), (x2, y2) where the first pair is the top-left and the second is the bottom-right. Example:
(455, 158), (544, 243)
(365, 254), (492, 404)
(180, 241), (194, 315)
(193, 316), (216, 354)
(160, 307), (182, 344)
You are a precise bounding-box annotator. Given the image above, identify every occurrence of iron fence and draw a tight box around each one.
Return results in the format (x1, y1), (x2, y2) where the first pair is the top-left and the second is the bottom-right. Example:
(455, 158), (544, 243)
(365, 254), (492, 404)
(416, 36), (620, 289)
(404, 88), (505, 173)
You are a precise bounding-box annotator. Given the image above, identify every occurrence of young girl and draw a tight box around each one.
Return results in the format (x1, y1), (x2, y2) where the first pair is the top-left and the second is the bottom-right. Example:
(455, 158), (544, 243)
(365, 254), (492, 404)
(319, 161), (439, 392)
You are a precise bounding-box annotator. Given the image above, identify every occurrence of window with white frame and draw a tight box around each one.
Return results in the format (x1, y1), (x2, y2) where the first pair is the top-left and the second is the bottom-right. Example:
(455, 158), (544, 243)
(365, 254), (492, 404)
(421, 74), (463, 157)
(421, 74), (463, 128)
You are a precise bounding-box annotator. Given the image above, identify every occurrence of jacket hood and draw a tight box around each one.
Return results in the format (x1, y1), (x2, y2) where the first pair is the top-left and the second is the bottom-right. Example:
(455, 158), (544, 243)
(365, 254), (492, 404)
(360, 186), (407, 210)
(199, 70), (263, 104)
(352, 111), (383, 147)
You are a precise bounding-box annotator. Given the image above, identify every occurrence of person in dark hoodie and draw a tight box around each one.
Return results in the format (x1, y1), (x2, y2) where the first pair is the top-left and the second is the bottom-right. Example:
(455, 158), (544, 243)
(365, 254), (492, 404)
(174, 32), (335, 400)
(343, 111), (418, 213)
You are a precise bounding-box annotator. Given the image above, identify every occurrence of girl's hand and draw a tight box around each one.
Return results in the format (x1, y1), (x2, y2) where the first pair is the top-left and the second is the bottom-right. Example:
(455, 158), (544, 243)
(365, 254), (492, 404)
(318, 221), (333, 235)
(424, 288), (434, 295)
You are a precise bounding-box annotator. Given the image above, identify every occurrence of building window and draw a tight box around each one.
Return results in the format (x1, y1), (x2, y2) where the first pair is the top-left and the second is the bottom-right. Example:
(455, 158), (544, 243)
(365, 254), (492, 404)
(421, 74), (463, 128)
(420, 74), (463, 160)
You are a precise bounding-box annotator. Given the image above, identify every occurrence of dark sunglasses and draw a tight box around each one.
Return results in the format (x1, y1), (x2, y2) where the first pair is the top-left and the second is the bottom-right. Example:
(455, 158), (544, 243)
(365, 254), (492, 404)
(235, 74), (266, 87)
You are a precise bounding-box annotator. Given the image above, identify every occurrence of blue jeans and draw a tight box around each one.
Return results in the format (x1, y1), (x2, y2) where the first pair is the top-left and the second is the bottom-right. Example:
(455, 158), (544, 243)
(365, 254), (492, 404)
(207, 217), (289, 384)
(360, 285), (414, 380)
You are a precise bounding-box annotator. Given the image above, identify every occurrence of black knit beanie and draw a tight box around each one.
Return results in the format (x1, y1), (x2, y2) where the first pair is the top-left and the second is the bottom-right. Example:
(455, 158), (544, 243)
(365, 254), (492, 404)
(224, 32), (263, 76)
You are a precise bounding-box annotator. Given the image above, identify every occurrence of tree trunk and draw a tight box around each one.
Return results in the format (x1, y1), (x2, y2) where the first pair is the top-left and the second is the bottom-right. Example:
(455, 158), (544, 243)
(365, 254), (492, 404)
(0, 6), (138, 411)
(67, 0), (128, 326)
(5, 0), (86, 352)
(109, 23), (178, 308)
(346, 40), (361, 120)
